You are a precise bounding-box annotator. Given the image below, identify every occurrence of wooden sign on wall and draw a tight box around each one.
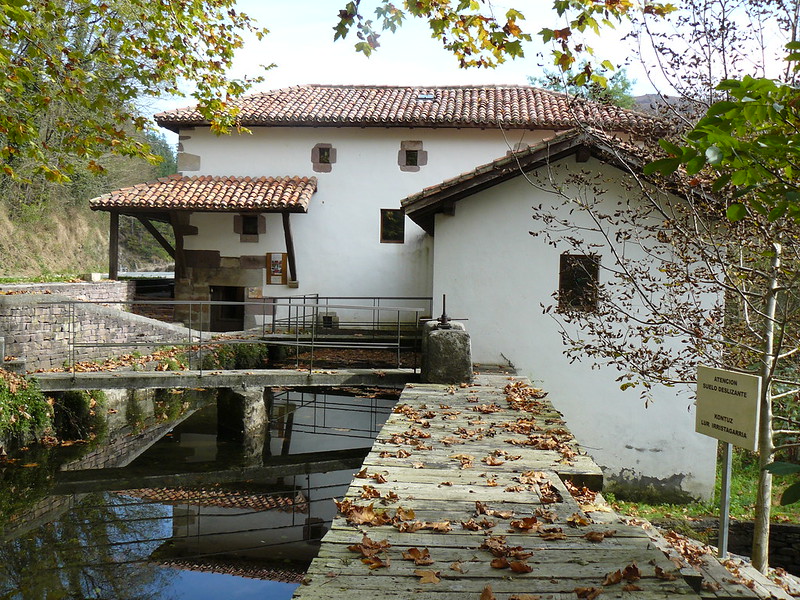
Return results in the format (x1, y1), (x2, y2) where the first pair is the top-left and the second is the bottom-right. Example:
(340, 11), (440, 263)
(266, 252), (288, 285)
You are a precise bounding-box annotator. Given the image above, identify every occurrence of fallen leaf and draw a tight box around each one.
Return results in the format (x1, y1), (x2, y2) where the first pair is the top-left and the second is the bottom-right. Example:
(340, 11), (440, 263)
(450, 561), (464, 572)
(509, 595), (542, 600)
(509, 560), (533, 573)
(361, 555), (390, 569)
(510, 517), (539, 532)
(622, 563), (641, 582)
(574, 587), (602, 599)
(622, 584), (643, 591)
(480, 585), (496, 600)
(402, 547), (433, 565)
(395, 507), (416, 521)
(355, 468), (368, 479)
(414, 569), (441, 584)
(567, 512), (590, 527)
(439, 481), (453, 486)
(602, 570), (622, 586)
(655, 566), (678, 581)
(491, 556), (510, 569)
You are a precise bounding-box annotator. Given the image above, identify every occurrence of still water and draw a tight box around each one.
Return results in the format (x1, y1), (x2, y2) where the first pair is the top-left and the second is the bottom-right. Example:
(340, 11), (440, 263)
(0, 387), (396, 599)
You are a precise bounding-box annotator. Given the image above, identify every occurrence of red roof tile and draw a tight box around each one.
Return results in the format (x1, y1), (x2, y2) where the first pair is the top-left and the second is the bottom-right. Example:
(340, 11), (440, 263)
(155, 85), (663, 135)
(90, 175), (316, 212)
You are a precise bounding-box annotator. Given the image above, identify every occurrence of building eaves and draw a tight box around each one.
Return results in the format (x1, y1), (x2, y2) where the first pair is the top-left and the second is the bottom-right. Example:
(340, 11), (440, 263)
(89, 175), (317, 214)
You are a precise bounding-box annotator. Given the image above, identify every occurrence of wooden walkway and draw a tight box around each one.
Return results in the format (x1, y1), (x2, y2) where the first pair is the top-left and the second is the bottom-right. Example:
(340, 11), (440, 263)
(294, 374), (762, 600)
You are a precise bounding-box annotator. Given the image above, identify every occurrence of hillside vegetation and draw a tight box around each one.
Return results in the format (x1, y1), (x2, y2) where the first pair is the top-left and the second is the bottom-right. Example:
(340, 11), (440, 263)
(0, 133), (176, 278)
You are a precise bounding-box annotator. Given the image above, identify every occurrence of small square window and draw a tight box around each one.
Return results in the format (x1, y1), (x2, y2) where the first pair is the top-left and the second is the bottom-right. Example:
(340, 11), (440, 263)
(241, 215), (259, 236)
(398, 141), (427, 172)
(380, 209), (405, 243)
(559, 254), (600, 312)
(405, 149), (419, 167)
(318, 147), (331, 164)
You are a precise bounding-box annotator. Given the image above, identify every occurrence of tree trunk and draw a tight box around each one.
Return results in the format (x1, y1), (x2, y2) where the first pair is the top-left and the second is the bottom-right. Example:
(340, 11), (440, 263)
(752, 241), (781, 573)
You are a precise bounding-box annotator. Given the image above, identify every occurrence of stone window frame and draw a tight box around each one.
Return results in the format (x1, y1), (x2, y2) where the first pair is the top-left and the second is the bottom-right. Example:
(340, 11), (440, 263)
(234, 214), (266, 243)
(311, 143), (337, 173)
(558, 254), (600, 312)
(398, 140), (428, 172)
(380, 208), (405, 244)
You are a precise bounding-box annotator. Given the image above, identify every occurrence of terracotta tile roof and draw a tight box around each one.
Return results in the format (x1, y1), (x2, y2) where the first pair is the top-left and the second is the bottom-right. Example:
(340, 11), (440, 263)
(156, 84), (663, 136)
(90, 175), (316, 212)
(119, 487), (309, 513)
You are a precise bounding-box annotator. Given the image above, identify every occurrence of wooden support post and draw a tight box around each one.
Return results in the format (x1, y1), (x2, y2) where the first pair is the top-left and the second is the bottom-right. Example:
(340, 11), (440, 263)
(108, 211), (119, 280)
(135, 215), (175, 258)
(282, 212), (298, 282)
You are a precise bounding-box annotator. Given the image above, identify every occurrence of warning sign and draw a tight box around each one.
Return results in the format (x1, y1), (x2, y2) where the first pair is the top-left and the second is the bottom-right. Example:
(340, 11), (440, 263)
(696, 366), (761, 451)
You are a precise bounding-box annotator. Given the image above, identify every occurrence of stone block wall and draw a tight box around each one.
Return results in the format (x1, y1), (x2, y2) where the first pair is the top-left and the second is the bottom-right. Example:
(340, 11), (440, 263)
(0, 280), (135, 304)
(0, 293), (195, 371)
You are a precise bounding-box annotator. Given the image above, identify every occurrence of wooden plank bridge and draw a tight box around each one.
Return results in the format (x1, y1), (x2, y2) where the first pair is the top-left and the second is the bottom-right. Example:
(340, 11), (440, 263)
(294, 374), (765, 600)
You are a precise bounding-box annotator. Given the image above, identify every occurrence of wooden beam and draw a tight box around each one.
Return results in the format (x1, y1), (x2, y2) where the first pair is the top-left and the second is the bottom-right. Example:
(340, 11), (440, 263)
(169, 211), (187, 279)
(108, 211), (119, 280)
(135, 215), (175, 258)
(282, 212), (298, 282)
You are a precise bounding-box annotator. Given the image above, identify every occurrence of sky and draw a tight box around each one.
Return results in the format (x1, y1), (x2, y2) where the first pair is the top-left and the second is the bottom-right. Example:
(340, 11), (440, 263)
(149, 0), (658, 127)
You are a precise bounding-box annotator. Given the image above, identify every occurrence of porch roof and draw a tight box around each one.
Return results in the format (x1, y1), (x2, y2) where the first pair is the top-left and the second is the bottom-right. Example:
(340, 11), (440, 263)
(90, 174), (317, 214)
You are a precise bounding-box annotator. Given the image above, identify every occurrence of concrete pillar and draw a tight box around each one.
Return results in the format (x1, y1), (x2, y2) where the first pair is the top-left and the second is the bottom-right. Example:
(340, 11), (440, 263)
(421, 321), (472, 384)
(239, 386), (267, 467)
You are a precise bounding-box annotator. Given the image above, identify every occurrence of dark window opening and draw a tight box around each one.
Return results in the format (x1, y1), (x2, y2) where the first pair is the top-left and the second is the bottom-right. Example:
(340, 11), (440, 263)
(318, 147), (331, 164)
(241, 215), (259, 236)
(405, 149), (419, 167)
(559, 254), (600, 312)
(380, 209), (405, 244)
(210, 286), (245, 332)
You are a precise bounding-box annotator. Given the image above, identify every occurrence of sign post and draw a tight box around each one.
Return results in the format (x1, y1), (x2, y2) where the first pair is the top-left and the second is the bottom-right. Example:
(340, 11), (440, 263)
(695, 365), (761, 558)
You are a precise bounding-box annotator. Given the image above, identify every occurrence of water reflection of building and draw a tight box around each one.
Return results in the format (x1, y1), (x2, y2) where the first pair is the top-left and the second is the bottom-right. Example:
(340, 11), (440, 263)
(125, 388), (395, 572)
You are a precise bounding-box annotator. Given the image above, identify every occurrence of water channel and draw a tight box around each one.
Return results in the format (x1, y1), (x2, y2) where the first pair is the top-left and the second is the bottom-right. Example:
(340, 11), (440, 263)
(0, 386), (397, 599)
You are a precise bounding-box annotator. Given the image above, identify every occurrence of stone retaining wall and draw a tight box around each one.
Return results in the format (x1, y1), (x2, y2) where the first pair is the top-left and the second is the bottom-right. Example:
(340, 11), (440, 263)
(0, 280), (135, 304)
(0, 293), (194, 371)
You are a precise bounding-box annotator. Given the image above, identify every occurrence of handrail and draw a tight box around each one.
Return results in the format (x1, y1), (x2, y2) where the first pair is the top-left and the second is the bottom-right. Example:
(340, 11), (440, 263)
(45, 296), (430, 375)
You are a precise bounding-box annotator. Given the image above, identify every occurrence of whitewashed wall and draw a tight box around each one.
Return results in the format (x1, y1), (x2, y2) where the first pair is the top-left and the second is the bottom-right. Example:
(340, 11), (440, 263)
(430, 158), (717, 499)
(179, 126), (557, 308)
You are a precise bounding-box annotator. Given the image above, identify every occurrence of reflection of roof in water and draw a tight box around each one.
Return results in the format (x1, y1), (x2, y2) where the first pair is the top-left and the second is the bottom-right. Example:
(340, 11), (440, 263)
(117, 487), (308, 513)
(153, 556), (306, 583)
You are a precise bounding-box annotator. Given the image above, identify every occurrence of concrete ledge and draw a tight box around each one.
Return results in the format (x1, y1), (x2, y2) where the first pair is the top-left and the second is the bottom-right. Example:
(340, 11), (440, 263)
(32, 368), (420, 392)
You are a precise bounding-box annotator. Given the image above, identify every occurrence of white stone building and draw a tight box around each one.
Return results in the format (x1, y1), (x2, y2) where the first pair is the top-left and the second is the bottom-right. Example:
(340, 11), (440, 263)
(89, 85), (716, 499)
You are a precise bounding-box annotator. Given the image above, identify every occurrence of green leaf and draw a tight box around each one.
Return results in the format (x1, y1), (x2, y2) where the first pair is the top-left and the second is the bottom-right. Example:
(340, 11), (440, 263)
(726, 203), (747, 221)
(768, 202), (788, 221)
(711, 172), (731, 192)
(658, 138), (682, 156)
(685, 155), (706, 175)
(780, 481), (800, 506)
(643, 157), (681, 176)
(706, 101), (739, 117)
(765, 461), (800, 475)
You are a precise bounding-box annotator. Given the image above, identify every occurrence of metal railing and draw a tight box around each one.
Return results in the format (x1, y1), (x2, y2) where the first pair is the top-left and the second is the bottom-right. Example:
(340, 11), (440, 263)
(47, 296), (431, 374)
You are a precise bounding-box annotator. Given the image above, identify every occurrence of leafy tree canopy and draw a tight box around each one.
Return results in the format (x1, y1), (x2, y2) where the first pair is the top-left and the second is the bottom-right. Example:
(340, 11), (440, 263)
(0, 0), (266, 182)
(529, 63), (636, 108)
(645, 48), (800, 223)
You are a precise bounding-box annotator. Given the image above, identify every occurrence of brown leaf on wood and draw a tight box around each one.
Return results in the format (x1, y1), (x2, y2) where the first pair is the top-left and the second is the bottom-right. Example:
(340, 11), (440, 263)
(655, 566), (678, 581)
(534, 508), (558, 523)
(539, 527), (566, 541)
(486, 478), (498, 486)
(360, 485), (380, 499)
(509, 595), (542, 600)
(371, 472), (387, 483)
(347, 534), (391, 557)
(622, 563), (641, 582)
(482, 455), (505, 466)
(622, 584), (643, 591)
(701, 580), (722, 591)
(583, 531), (607, 543)
(450, 561), (464, 572)
(424, 520), (452, 533)
(396, 520), (425, 533)
(602, 570), (623, 586)
(411, 462), (425, 469)
(574, 587), (603, 599)
(402, 547), (433, 565)
(509, 560), (533, 573)
(361, 555), (390, 569)
(462, 518), (496, 531)
(505, 485), (525, 493)
(451, 453), (475, 468)
(439, 481), (453, 486)
(480, 585), (496, 600)
(394, 507), (416, 521)
(510, 517), (539, 532)
(491, 557), (510, 569)
(354, 468), (368, 479)
(567, 512), (591, 527)
(380, 491), (399, 504)
(414, 569), (440, 584)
